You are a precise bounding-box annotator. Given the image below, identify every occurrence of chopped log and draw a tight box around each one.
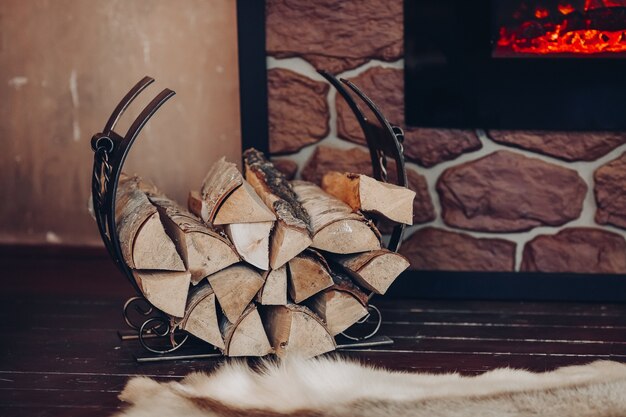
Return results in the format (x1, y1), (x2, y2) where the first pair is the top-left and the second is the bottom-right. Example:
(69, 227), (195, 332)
(262, 304), (335, 358)
(266, 203), (312, 269)
(331, 249), (410, 295)
(198, 157), (242, 222)
(189, 157), (275, 225)
(257, 266), (288, 305)
(220, 304), (272, 357)
(116, 178), (185, 271)
(215, 181), (276, 225)
(321, 171), (416, 225)
(132, 270), (191, 318)
(178, 282), (224, 349)
(287, 249), (334, 303)
(243, 149), (312, 269)
(292, 180), (381, 254)
(225, 222), (273, 270)
(208, 264), (265, 323)
(147, 195), (240, 284)
(307, 272), (369, 336)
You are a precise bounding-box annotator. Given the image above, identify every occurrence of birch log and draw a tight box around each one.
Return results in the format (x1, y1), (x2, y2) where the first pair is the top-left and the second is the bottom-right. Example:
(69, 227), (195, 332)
(287, 249), (334, 303)
(220, 304), (273, 357)
(148, 195), (239, 284)
(262, 304), (335, 358)
(225, 222), (273, 270)
(178, 282), (224, 349)
(307, 272), (369, 336)
(131, 270), (191, 318)
(208, 264), (265, 323)
(321, 171), (416, 225)
(331, 249), (410, 295)
(116, 177), (185, 271)
(292, 180), (381, 254)
(243, 149), (312, 269)
(257, 266), (288, 305)
(188, 157), (275, 225)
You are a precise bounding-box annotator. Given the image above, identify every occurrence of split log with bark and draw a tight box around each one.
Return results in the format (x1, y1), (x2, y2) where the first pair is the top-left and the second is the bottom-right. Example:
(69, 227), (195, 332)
(148, 195), (239, 284)
(307, 272), (369, 336)
(220, 304), (273, 357)
(292, 180), (382, 254)
(330, 249), (410, 295)
(287, 249), (334, 303)
(189, 157), (276, 270)
(208, 264), (265, 323)
(177, 282), (224, 349)
(131, 270), (191, 318)
(321, 171), (416, 225)
(262, 304), (336, 358)
(243, 149), (313, 269)
(116, 178), (185, 271)
(257, 266), (288, 305)
(224, 222), (273, 270)
(188, 157), (275, 225)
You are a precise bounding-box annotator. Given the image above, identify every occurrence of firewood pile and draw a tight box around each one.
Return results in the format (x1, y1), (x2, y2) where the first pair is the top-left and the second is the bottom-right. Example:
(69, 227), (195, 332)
(116, 148), (414, 358)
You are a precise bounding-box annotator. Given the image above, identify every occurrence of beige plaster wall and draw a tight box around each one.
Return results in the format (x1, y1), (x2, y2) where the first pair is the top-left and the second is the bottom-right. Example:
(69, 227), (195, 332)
(0, 0), (241, 246)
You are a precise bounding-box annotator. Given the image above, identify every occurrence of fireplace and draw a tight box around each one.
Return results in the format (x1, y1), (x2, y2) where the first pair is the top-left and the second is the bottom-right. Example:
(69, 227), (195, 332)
(404, 0), (626, 130)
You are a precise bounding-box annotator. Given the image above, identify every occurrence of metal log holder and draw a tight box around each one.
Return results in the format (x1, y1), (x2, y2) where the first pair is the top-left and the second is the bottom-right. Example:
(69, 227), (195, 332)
(90, 73), (408, 362)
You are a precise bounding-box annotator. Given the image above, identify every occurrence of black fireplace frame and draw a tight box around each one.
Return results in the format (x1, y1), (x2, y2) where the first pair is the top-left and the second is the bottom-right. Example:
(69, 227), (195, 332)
(237, 0), (626, 302)
(404, 0), (626, 131)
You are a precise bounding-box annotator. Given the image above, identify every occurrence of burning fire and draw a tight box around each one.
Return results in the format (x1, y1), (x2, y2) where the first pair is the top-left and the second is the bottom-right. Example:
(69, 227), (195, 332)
(496, 2), (626, 55)
(498, 27), (626, 54)
(558, 3), (576, 14)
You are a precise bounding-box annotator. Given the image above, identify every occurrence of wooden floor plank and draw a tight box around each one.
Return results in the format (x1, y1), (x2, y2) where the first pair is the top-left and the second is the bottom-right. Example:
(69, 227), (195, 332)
(1, 249), (625, 416)
(0, 405), (118, 417)
(374, 298), (626, 315)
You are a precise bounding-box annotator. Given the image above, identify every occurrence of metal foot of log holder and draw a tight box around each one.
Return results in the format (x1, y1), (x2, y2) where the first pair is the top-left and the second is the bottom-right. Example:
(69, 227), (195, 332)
(91, 73), (408, 362)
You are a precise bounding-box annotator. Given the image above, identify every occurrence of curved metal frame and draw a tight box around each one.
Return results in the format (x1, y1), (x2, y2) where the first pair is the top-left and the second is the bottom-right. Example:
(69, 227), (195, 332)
(91, 77), (186, 354)
(318, 70), (407, 252)
(318, 71), (409, 341)
(92, 74), (409, 355)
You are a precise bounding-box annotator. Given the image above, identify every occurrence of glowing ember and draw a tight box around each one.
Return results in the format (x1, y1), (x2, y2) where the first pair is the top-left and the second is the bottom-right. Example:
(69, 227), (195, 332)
(498, 27), (626, 54)
(496, 3), (626, 55)
(535, 7), (549, 18)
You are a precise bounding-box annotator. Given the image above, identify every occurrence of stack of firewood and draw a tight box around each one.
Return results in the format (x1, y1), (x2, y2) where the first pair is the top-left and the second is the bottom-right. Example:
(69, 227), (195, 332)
(116, 149), (414, 358)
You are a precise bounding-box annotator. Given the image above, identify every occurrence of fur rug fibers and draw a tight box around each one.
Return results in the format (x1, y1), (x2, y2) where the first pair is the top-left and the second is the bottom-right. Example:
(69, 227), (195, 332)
(114, 356), (626, 417)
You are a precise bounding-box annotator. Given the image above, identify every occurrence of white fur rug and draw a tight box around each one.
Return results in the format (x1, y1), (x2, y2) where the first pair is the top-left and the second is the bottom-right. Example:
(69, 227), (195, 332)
(114, 356), (626, 417)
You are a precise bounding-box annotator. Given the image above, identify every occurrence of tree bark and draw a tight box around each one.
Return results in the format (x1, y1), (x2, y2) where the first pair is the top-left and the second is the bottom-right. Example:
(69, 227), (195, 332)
(178, 282), (224, 349)
(331, 249), (410, 294)
(322, 171), (416, 225)
(243, 148), (313, 269)
(292, 180), (381, 254)
(287, 249), (334, 303)
(262, 303), (335, 358)
(220, 304), (273, 357)
(208, 264), (265, 323)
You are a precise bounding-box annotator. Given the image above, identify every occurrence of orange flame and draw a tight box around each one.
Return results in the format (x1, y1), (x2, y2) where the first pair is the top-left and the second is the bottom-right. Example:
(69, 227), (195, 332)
(497, 27), (626, 54)
(535, 7), (549, 18)
(558, 3), (576, 14)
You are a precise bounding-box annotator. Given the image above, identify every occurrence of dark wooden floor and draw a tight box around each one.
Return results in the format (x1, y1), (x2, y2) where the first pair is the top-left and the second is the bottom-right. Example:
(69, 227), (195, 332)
(1, 247), (625, 417)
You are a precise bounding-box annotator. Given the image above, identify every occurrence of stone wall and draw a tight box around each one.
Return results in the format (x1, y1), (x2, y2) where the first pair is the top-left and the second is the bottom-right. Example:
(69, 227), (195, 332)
(265, 0), (626, 273)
